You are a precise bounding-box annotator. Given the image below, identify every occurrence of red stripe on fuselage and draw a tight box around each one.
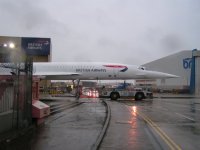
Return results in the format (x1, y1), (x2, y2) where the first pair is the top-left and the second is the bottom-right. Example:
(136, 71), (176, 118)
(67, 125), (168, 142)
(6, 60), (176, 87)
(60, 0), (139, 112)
(103, 65), (127, 68)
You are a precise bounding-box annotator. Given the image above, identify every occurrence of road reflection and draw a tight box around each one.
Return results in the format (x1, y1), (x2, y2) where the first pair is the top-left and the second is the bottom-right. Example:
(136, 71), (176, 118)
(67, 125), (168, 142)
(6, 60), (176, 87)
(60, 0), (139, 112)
(131, 106), (137, 117)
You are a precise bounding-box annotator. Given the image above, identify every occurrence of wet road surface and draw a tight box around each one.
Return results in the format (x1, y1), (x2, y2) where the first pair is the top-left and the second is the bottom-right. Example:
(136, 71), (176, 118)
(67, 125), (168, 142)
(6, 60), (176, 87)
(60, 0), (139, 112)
(30, 98), (106, 150)
(10, 96), (200, 150)
(100, 100), (159, 150)
(101, 97), (200, 150)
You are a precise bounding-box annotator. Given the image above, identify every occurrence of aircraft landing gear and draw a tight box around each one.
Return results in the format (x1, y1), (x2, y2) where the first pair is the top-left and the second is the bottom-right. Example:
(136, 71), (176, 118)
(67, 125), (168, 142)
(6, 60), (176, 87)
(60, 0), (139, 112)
(73, 79), (80, 100)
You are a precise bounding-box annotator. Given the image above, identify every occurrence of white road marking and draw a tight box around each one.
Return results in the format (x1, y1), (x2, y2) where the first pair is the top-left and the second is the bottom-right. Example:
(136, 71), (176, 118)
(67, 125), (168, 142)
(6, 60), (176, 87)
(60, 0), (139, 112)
(175, 113), (195, 122)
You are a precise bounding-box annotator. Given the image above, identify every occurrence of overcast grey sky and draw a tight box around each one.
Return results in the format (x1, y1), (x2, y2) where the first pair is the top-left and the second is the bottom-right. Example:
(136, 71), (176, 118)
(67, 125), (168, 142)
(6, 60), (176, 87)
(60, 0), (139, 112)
(0, 0), (200, 65)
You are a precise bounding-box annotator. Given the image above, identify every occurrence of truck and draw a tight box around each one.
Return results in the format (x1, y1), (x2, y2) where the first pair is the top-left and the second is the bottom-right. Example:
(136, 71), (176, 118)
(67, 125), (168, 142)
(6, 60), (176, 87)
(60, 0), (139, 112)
(99, 83), (153, 100)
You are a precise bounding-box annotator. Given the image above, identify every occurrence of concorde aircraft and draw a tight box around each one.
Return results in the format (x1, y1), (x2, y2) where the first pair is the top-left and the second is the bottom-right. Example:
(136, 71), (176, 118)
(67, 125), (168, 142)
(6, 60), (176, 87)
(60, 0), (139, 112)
(30, 62), (178, 80)
(0, 62), (178, 80)
(0, 62), (178, 100)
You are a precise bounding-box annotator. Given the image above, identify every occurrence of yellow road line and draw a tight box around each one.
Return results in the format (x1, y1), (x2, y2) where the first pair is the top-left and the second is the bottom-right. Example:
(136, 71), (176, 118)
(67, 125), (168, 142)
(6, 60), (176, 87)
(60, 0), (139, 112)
(126, 106), (182, 150)
(140, 112), (181, 150)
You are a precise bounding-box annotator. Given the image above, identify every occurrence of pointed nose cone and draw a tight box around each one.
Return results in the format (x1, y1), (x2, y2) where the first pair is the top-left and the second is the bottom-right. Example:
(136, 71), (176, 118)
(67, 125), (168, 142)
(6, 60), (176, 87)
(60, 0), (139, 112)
(155, 72), (179, 78)
(137, 70), (179, 79)
(146, 71), (179, 79)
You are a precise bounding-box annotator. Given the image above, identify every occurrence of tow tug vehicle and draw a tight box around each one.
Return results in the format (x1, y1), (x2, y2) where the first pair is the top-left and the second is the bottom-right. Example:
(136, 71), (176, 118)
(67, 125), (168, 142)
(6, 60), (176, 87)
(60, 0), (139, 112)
(99, 83), (153, 100)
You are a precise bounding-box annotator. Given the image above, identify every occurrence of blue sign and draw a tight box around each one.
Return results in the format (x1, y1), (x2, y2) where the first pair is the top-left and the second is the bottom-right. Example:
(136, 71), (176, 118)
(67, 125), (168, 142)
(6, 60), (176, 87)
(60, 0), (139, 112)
(21, 37), (51, 56)
(183, 58), (192, 69)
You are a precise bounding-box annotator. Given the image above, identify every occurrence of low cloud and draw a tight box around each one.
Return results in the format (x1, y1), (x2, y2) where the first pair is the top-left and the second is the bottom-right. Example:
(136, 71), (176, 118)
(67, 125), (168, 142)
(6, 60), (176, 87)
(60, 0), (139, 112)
(160, 34), (184, 52)
(0, 0), (200, 65)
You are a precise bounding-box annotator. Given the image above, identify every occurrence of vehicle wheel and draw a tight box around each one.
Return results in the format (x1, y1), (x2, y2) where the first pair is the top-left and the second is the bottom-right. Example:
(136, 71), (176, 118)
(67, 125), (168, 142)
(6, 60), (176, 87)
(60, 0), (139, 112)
(110, 92), (119, 100)
(135, 92), (144, 101)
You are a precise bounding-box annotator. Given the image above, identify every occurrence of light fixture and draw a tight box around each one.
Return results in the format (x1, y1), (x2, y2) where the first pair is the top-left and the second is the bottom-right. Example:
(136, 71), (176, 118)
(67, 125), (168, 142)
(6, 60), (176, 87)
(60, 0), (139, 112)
(3, 43), (8, 47)
(9, 43), (15, 48)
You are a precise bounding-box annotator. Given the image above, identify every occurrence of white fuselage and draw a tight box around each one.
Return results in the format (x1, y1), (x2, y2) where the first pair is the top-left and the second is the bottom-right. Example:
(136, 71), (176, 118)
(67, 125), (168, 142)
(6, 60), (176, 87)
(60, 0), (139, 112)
(33, 62), (178, 80)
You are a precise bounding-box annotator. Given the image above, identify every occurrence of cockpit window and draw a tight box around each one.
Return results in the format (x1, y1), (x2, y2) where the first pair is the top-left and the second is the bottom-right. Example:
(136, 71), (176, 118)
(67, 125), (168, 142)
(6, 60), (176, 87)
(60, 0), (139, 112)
(138, 66), (146, 70)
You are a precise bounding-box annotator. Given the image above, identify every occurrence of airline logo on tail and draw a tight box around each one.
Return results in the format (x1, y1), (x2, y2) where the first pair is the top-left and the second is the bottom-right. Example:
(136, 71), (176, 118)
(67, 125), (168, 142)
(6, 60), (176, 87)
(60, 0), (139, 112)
(103, 65), (128, 72)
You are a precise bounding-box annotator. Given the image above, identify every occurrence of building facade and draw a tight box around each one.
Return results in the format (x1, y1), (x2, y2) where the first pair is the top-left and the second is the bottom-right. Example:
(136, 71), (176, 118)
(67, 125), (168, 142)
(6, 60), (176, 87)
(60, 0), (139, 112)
(0, 36), (51, 133)
(136, 50), (200, 95)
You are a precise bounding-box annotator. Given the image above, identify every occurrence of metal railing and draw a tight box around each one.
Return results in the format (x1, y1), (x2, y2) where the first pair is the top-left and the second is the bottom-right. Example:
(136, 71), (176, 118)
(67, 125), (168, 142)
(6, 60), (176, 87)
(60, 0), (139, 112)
(0, 56), (33, 134)
(0, 86), (14, 113)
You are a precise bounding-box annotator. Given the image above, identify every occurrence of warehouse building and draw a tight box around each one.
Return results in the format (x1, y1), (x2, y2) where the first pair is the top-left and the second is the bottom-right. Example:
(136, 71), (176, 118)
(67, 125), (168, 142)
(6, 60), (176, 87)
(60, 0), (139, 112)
(136, 49), (200, 95)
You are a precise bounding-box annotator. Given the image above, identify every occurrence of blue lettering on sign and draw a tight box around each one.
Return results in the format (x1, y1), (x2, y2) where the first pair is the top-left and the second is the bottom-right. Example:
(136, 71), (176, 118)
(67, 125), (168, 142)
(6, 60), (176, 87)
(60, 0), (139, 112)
(183, 58), (192, 69)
